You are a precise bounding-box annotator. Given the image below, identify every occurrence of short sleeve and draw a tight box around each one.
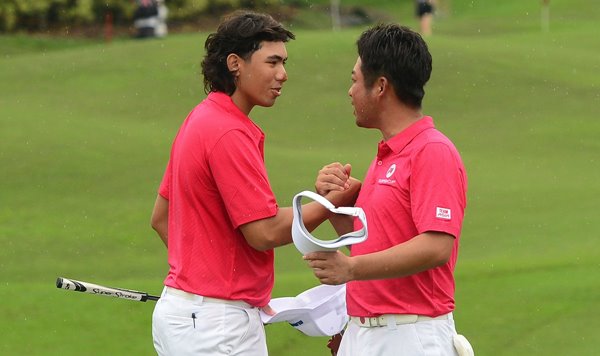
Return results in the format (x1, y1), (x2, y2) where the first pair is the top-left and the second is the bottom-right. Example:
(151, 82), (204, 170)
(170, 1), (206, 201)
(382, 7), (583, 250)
(208, 130), (278, 228)
(411, 142), (467, 238)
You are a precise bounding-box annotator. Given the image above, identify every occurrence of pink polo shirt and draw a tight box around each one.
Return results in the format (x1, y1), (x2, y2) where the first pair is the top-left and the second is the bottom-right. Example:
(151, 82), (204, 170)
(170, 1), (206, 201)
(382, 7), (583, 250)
(347, 117), (467, 317)
(158, 92), (278, 307)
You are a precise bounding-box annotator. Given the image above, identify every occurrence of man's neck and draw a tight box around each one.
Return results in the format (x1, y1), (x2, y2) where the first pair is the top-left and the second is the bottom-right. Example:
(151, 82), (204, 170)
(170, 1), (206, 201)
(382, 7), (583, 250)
(379, 104), (423, 141)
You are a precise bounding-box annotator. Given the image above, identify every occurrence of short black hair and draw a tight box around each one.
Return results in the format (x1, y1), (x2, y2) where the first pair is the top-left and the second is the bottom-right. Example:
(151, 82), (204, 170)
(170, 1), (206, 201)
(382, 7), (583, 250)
(201, 11), (295, 95)
(357, 24), (432, 108)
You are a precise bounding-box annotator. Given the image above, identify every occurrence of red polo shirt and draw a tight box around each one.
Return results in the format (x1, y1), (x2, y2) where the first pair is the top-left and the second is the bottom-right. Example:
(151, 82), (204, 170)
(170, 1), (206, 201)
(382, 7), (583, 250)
(348, 117), (467, 317)
(158, 92), (278, 307)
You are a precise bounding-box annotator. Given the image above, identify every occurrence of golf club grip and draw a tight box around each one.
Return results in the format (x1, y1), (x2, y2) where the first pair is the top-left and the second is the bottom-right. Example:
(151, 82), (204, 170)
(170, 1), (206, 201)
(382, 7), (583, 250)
(56, 277), (159, 302)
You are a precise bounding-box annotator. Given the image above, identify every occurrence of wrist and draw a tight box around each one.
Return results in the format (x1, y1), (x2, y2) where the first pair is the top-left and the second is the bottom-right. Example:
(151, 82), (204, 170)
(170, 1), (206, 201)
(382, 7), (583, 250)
(347, 255), (358, 282)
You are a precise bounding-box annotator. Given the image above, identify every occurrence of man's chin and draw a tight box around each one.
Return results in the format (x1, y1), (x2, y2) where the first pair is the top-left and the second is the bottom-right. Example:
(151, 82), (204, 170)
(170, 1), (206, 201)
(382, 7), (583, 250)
(260, 97), (278, 108)
(355, 119), (375, 129)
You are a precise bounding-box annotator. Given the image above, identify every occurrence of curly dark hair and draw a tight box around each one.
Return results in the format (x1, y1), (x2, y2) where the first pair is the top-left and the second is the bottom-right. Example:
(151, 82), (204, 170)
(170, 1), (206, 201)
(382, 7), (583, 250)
(357, 24), (432, 109)
(201, 11), (295, 95)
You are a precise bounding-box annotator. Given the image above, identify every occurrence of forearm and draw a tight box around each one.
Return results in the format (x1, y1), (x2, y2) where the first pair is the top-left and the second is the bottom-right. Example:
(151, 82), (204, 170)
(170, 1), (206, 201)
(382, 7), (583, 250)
(302, 201), (337, 232)
(328, 214), (354, 236)
(257, 207), (294, 249)
(240, 201), (331, 251)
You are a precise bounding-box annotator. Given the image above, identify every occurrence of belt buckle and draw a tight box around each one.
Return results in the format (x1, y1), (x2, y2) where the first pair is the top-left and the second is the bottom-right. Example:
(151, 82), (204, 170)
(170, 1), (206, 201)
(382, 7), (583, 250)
(369, 316), (381, 327)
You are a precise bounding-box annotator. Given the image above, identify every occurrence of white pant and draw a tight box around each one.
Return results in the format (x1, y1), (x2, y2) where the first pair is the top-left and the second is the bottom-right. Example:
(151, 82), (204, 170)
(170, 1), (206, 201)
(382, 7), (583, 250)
(152, 287), (268, 356)
(338, 313), (459, 356)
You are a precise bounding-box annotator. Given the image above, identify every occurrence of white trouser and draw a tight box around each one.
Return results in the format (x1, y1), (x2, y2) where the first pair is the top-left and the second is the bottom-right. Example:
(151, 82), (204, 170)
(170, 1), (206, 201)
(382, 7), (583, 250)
(152, 287), (268, 356)
(338, 313), (459, 356)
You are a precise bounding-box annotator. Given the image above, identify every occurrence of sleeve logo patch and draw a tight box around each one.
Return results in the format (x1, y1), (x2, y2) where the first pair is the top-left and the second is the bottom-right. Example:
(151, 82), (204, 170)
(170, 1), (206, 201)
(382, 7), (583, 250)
(436, 207), (451, 220)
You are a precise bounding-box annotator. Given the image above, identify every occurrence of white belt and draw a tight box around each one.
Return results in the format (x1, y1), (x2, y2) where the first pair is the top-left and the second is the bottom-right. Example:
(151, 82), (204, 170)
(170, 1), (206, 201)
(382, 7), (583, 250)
(351, 313), (452, 328)
(164, 286), (254, 309)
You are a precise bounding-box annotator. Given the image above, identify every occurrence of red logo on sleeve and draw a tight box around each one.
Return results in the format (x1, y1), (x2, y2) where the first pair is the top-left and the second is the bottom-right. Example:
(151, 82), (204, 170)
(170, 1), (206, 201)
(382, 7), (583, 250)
(436, 207), (451, 220)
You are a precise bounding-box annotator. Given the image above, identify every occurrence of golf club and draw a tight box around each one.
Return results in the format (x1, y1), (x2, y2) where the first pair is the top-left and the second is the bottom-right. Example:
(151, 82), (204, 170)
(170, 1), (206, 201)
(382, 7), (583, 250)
(56, 277), (159, 302)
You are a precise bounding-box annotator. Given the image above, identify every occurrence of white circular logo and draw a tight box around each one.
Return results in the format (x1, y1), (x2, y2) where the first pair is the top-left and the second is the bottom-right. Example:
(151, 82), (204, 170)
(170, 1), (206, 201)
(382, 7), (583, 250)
(386, 164), (396, 178)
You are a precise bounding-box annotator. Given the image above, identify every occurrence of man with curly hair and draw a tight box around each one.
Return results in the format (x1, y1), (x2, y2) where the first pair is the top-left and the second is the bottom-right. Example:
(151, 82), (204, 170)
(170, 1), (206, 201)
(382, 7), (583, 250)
(150, 11), (359, 355)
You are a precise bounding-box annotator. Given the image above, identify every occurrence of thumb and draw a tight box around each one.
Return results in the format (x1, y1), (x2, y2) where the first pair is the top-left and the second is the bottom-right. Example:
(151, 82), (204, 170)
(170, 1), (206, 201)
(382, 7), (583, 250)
(343, 163), (352, 177)
(260, 304), (276, 316)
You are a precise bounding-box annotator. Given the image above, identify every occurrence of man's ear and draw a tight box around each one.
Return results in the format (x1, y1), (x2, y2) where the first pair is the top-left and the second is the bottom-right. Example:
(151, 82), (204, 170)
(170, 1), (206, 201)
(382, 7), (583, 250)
(377, 77), (388, 95)
(226, 53), (241, 74)
(373, 76), (388, 97)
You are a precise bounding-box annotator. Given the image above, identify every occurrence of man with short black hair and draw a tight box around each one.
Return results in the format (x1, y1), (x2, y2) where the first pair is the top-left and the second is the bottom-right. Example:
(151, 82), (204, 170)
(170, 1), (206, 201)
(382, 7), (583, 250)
(307, 24), (469, 355)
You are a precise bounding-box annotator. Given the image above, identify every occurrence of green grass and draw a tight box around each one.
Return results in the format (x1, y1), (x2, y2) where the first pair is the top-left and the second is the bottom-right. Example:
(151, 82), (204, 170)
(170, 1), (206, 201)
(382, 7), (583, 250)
(1, 0), (599, 354)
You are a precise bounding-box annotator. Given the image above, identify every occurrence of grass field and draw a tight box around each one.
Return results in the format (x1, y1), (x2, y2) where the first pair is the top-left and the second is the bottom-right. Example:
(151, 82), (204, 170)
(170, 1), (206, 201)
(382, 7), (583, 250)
(1, 0), (599, 354)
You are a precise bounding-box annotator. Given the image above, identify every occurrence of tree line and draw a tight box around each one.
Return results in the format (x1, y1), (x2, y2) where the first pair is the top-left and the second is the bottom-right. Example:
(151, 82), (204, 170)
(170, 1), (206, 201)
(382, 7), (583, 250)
(0, 0), (281, 32)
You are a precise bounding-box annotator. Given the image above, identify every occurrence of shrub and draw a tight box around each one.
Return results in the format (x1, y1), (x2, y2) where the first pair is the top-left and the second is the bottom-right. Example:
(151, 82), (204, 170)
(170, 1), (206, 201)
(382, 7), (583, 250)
(0, 0), (287, 32)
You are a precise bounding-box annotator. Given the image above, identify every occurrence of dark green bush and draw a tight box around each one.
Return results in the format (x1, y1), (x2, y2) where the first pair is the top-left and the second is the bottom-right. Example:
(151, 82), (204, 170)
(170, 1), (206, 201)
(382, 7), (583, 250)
(0, 0), (283, 32)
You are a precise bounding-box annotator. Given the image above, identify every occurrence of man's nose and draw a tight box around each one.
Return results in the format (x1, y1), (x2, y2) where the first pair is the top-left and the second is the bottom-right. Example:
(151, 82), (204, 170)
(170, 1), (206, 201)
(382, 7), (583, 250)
(276, 66), (288, 82)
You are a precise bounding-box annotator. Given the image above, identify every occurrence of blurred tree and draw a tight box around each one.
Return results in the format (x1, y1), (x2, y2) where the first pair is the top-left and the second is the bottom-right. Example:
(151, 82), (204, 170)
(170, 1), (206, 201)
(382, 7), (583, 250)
(0, 0), (291, 33)
(0, 1), (18, 31)
(0, 0), (127, 31)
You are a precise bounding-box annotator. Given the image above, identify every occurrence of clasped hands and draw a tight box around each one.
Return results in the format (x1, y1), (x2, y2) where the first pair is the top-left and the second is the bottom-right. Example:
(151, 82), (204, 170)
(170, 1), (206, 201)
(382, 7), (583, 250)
(305, 162), (361, 285)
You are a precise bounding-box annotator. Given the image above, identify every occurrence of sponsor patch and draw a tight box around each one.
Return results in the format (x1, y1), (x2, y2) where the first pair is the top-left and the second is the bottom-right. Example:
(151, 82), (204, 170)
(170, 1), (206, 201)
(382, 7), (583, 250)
(386, 164), (396, 178)
(378, 164), (397, 185)
(436, 207), (451, 220)
(377, 178), (396, 185)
